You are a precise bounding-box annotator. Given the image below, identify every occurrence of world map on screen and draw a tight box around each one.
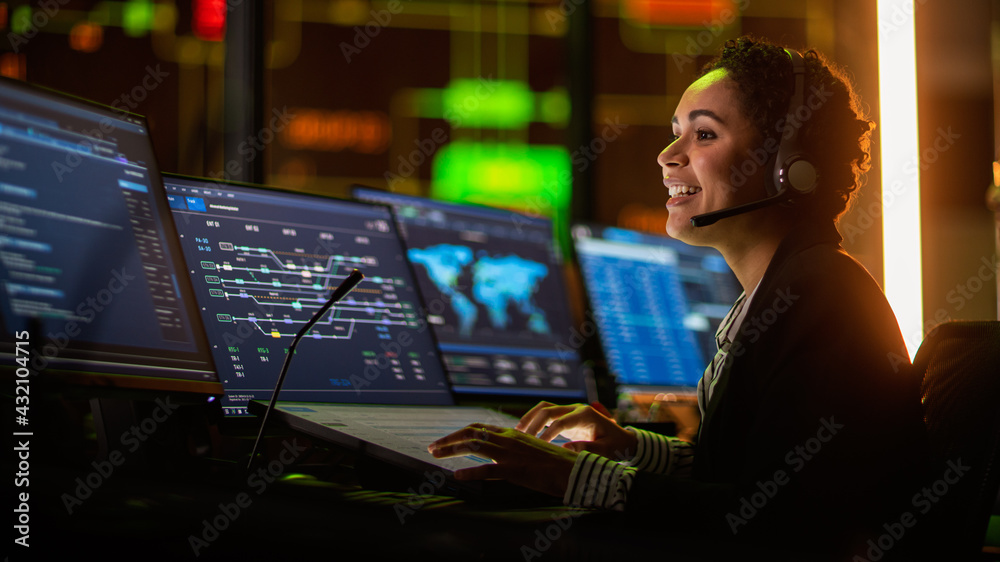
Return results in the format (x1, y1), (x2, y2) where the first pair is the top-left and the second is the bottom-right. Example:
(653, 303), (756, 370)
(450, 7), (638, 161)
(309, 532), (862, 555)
(408, 244), (551, 338)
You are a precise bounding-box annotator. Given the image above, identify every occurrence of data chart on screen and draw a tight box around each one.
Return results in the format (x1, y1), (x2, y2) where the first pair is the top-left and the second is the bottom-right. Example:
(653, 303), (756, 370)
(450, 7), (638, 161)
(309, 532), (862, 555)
(165, 176), (452, 415)
(572, 224), (742, 389)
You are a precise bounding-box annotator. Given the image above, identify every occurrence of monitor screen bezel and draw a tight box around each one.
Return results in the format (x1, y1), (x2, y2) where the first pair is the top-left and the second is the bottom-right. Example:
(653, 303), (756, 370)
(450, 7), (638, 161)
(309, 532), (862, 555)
(570, 221), (741, 392)
(162, 173), (458, 415)
(0, 77), (221, 397)
(351, 185), (589, 403)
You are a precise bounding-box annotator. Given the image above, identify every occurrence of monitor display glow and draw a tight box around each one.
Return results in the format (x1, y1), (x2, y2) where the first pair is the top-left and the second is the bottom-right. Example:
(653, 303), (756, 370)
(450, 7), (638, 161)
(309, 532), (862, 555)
(0, 78), (219, 395)
(354, 187), (587, 400)
(165, 175), (453, 416)
(572, 223), (741, 390)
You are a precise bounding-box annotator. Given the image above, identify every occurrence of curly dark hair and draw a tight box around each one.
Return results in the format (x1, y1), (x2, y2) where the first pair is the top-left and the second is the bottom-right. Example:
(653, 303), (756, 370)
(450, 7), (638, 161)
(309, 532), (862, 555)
(700, 36), (874, 223)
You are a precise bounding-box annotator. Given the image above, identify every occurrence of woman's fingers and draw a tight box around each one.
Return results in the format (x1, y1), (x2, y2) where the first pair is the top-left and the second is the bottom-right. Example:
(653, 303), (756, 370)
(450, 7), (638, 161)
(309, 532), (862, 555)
(515, 401), (553, 432)
(427, 423), (502, 454)
(536, 408), (599, 442)
(517, 403), (600, 440)
(427, 426), (580, 497)
(430, 439), (501, 460)
(517, 402), (574, 437)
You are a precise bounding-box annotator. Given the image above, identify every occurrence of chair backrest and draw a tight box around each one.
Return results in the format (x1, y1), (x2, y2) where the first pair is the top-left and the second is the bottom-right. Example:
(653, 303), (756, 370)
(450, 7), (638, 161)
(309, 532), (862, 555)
(911, 321), (1000, 559)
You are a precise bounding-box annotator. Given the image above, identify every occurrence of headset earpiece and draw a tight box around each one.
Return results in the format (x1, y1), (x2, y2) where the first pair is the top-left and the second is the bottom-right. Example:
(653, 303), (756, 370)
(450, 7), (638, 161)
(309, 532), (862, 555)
(771, 49), (818, 197)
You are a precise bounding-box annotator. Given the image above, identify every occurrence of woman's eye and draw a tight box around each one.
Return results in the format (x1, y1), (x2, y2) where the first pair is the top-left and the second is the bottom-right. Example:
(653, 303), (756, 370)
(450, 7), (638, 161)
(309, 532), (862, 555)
(669, 133), (681, 144)
(696, 129), (716, 141)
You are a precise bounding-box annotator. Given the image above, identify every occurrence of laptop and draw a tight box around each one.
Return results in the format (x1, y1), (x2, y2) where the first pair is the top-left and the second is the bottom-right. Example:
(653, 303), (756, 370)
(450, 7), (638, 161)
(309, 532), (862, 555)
(352, 187), (590, 406)
(162, 174), (536, 493)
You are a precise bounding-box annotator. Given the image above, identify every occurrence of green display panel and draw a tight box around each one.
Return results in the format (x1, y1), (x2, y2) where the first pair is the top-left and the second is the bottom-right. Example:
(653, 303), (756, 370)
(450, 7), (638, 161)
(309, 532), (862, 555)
(416, 79), (569, 129)
(431, 141), (572, 253)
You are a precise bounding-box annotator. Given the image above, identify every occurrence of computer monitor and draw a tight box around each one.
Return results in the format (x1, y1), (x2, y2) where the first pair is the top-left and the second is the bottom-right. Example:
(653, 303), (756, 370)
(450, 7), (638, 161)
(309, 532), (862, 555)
(0, 77), (220, 396)
(571, 223), (742, 394)
(163, 175), (454, 416)
(352, 187), (587, 402)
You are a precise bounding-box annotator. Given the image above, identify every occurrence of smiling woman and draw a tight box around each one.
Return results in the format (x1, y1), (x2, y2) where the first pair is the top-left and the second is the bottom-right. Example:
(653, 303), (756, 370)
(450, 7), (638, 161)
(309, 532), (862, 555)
(659, 67), (767, 256)
(429, 36), (932, 560)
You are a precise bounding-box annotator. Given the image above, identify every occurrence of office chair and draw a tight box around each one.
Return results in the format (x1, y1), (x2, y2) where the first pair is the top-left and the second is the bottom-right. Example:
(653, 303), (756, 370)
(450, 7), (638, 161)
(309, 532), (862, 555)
(911, 321), (1000, 560)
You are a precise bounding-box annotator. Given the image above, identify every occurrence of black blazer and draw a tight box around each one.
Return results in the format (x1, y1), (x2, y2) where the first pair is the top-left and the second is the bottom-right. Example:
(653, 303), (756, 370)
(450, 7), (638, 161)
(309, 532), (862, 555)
(625, 221), (929, 558)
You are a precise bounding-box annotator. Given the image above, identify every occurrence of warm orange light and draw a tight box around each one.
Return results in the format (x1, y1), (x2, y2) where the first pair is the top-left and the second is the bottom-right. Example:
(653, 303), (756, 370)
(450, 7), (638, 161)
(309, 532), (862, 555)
(0, 53), (25, 80)
(69, 22), (103, 53)
(0, 3), (8, 30)
(281, 109), (392, 154)
(878, 0), (922, 358)
(624, 0), (737, 27)
(275, 158), (317, 187)
(617, 203), (671, 236)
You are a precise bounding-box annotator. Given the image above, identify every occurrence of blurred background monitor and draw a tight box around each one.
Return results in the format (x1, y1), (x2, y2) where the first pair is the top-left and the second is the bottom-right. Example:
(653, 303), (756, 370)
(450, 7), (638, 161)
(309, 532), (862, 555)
(164, 175), (453, 417)
(0, 77), (220, 398)
(353, 186), (588, 404)
(570, 223), (741, 419)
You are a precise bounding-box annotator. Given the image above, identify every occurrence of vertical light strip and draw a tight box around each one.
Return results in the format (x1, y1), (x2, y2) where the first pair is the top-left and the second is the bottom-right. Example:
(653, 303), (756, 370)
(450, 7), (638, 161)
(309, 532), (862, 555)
(877, 0), (923, 358)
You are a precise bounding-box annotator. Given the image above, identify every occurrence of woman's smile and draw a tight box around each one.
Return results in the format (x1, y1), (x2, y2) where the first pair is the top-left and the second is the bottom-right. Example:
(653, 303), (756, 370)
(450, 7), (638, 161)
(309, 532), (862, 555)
(665, 179), (703, 207)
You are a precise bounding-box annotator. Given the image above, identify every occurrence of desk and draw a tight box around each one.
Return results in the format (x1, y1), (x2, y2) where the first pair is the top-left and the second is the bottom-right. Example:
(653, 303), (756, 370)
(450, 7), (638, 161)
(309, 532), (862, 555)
(8, 396), (833, 562)
(11, 398), (809, 561)
(21, 458), (814, 562)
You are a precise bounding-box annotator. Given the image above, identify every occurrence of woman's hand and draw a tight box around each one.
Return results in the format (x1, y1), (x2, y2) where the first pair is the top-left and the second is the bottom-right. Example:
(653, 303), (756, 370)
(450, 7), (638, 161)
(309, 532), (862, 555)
(427, 423), (578, 498)
(517, 402), (638, 461)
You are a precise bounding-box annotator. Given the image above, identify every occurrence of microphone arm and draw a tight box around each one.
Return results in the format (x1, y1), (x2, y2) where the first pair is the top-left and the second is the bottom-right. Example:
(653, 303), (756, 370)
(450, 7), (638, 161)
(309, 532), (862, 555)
(690, 191), (791, 227)
(246, 268), (365, 473)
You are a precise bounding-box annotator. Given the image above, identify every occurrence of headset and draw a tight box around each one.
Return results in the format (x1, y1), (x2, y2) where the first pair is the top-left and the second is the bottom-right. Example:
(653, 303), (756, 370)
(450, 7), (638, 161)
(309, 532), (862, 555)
(771, 48), (818, 197)
(690, 48), (820, 227)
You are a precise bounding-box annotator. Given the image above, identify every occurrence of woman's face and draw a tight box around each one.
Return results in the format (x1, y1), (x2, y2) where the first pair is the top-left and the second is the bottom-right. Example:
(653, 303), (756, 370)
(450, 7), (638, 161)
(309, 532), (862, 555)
(657, 68), (766, 244)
